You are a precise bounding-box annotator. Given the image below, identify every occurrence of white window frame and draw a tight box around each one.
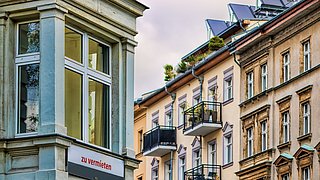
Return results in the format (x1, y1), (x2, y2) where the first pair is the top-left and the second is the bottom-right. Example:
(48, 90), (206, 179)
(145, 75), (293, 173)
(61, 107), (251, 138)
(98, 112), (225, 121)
(283, 111), (290, 143)
(15, 20), (41, 137)
(302, 166), (310, 180)
(283, 53), (290, 82)
(193, 149), (200, 168)
(302, 102), (311, 135)
(303, 41), (310, 72)
(261, 64), (268, 92)
(224, 134), (232, 165)
(178, 156), (186, 180)
(165, 110), (173, 127)
(224, 78), (233, 101)
(65, 25), (112, 150)
(247, 127), (253, 157)
(208, 141), (217, 165)
(261, 121), (267, 151)
(247, 72), (254, 99)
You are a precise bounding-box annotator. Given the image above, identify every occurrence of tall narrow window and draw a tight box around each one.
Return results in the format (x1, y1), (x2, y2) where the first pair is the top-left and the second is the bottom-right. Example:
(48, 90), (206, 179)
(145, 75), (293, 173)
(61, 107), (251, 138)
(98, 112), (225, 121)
(282, 111), (290, 143)
(261, 64), (268, 92)
(302, 102), (310, 135)
(165, 111), (173, 126)
(65, 26), (111, 149)
(303, 41), (310, 72)
(224, 135), (232, 164)
(302, 166), (310, 180)
(16, 21), (40, 135)
(208, 141), (217, 165)
(247, 128), (253, 157)
(193, 150), (200, 167)
(224, 78), (233, 101)
(261, 121), (267, 151)
(178, 156), (185, 180)
(247, 72), (254, 99)
(282, 53), (290, 82)
(138, 130), (143, 153)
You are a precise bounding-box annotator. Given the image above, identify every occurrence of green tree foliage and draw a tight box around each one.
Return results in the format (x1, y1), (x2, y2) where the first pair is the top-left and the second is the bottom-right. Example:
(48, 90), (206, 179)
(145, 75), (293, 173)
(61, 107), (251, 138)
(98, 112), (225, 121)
(176, 61), (188, 74)
(208, 36), (225, 51)
(164, 64), (176, 81)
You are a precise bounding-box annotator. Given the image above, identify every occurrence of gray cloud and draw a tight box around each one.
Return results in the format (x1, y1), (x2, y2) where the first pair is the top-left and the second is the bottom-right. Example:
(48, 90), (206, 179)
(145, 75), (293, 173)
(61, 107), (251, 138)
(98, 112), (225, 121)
(134, 0), (254, 98)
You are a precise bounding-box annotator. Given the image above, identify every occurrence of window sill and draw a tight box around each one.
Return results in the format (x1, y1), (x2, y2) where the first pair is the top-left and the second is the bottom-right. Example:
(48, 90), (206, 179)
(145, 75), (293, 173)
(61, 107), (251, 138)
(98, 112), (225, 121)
(177, 124), (184, 130)
(223, 98), (234, 106)
(297, 133), (312, 143)
(240, 88), (272, 107)
(277, 141), (291, 151)
(222, 162), (233, 169)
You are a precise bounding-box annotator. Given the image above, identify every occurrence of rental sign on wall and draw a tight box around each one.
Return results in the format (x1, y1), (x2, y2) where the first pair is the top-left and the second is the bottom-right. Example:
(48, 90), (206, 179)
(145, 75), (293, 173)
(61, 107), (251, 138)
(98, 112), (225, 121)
(68, 145), (124, 180)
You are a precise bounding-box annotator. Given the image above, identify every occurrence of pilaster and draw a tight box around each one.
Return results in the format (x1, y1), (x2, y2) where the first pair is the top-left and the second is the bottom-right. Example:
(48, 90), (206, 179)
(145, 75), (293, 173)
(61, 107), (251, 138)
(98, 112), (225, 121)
(121, 38), (137, 158)
(38, 4), (68, 135)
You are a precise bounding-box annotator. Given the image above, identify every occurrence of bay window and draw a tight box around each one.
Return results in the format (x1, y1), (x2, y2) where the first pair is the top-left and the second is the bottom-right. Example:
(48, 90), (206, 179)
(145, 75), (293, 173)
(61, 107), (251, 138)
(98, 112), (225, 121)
(65, 26), (111, 149)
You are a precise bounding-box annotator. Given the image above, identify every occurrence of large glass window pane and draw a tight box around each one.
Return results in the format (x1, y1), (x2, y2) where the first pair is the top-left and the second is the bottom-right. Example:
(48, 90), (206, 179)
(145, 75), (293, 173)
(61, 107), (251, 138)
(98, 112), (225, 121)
(88, 79), (110, 148)
(65, 27), (82, 63)
(18, 64), (39, 133)
(19, 22), (40, 54)
(65, 69), (82, 139)
(88, 39), (110, 74)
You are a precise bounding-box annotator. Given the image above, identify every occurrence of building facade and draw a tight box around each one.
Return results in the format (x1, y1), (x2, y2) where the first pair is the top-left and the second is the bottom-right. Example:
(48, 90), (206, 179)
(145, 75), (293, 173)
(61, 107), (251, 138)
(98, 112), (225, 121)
(0, 0), (147, 179)
(231, 0), (320, 179)
(134, 47), (241, 180)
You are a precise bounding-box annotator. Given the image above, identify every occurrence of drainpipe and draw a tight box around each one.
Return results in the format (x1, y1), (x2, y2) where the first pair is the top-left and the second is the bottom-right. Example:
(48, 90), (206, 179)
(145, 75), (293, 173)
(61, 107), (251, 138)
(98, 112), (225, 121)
(165, 84), (176, 180)
(233, 53), (240, 67)
(191, 67), (204, 101)
(191, 67), (204, 166)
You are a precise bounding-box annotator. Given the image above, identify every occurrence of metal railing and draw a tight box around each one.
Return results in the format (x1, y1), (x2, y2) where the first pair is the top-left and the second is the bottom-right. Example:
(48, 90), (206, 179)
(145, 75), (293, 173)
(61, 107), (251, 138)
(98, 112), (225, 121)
(185, 164), (221, 180)
(183, 101), (222, 132)
(142, 126), (176, 153)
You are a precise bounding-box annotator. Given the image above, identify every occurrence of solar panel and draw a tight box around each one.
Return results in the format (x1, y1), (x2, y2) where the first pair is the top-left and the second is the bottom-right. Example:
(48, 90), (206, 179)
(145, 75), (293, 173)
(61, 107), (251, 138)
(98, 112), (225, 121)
(261, 0), (284, 7)
(229, 3), (256, 21)
(206, 19), (229, 35)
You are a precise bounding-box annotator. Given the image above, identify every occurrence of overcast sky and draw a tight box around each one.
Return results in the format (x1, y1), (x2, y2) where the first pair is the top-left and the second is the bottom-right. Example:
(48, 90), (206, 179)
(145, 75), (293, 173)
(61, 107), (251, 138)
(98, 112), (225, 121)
(134, 0), (255, 98)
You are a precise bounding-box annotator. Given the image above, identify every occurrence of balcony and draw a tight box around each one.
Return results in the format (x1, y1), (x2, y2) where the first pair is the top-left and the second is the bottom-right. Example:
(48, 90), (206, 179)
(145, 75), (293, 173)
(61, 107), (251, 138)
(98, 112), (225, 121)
(183, 101), (222, 136)
(142, 126), (176, 157)
(185, 164), (221, 180)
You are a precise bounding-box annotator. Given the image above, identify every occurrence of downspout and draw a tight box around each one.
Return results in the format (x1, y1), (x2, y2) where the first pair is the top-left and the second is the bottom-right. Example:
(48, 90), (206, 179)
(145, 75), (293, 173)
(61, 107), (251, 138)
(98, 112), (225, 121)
(192, 67), (204, 101)
(165, 84), (176, 180)
(233, 53), (240, 67)
(191, 67), (204, 165)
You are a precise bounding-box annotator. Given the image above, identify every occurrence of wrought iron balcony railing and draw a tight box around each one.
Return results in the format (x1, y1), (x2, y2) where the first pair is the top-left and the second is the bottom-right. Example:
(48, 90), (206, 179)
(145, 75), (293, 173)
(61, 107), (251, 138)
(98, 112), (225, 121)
(183, 101), (222, 136)
(142, 125), (176, 156)
(185, 164), (221, 180)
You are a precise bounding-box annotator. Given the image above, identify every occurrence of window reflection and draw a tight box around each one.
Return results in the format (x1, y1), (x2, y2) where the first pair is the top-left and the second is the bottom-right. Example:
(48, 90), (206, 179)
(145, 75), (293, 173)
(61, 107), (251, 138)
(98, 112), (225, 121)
(65, 27), (82, 63)
(18, 64), (39, 133)
(88, 79), (109, 148)
(89, 39), (109, 74)
(19, 22), (40, 54)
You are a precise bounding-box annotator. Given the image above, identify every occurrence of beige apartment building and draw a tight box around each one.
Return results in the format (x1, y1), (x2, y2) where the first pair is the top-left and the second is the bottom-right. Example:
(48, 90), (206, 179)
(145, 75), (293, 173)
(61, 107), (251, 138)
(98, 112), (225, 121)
(134, 0), (320, 180)
(134, 47), (241, 180)
(230, 0), (320, 179)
